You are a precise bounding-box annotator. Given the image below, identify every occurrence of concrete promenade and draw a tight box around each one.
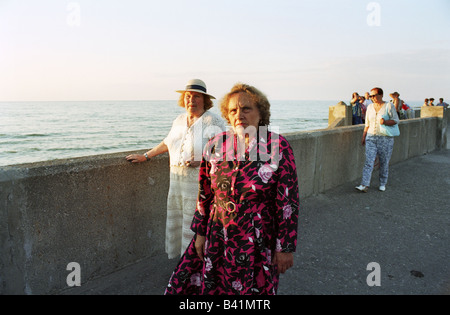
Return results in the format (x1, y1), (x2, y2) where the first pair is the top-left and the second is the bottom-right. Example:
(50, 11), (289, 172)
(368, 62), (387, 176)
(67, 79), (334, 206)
(63, 143), (450, 295)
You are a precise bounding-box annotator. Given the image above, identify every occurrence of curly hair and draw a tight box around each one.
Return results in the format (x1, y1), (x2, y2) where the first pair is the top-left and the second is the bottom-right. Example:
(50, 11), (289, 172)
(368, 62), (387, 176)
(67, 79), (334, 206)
(177, 92), (214, 111)
(219, 83), (271, 126)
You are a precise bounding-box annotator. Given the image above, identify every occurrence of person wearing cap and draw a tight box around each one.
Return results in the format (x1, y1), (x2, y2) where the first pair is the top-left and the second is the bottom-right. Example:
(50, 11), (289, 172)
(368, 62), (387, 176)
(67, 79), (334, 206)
(165, 83), (299, 295)
(126, 79), (225, 259)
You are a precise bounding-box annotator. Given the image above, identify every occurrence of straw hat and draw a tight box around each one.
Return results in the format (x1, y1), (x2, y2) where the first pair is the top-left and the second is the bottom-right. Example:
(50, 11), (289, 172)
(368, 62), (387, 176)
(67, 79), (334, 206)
(176, 79), (216, 99)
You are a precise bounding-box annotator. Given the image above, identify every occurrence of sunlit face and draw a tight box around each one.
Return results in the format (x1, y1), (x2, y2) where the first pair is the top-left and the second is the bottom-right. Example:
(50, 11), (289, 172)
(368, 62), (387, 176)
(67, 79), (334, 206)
(184, 91), (205, 117)
(369, 90), (381, 103)
(227, 92), (261, 134)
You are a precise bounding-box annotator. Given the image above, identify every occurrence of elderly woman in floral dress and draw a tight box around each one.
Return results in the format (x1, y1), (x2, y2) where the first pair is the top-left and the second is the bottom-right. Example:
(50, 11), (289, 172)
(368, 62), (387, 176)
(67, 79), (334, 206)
(165, 83), (300, 295)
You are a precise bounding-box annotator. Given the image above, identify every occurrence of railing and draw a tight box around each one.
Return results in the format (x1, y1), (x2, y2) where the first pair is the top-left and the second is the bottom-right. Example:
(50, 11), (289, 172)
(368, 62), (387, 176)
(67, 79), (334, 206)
(1, 105), (447, 294)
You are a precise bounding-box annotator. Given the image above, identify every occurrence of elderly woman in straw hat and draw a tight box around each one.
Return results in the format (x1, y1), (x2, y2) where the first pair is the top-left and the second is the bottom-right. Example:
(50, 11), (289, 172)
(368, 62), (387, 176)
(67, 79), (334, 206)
(126, 79), (225, 259)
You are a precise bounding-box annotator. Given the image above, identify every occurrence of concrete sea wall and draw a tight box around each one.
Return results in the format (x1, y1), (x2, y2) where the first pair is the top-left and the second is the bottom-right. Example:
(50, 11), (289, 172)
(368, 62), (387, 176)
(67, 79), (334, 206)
(1, 107), (448, 294)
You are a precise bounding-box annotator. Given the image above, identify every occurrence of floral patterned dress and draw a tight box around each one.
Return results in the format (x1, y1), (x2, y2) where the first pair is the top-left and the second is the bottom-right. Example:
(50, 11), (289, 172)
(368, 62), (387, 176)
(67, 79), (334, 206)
(165, 130), (299, 295)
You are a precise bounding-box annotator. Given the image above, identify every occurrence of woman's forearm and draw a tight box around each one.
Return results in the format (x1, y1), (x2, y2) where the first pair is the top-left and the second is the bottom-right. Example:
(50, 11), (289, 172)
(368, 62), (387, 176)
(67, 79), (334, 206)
(146, 141), (168, 158)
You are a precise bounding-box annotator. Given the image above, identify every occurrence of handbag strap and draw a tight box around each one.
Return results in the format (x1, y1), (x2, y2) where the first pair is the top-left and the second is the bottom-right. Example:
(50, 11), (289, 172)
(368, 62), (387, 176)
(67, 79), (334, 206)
(385, 102), (391, 119)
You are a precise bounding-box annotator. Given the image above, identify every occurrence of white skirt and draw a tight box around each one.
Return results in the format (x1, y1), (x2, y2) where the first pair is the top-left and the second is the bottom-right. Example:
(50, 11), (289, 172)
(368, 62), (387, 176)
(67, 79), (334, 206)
(165, 166), (200, 259)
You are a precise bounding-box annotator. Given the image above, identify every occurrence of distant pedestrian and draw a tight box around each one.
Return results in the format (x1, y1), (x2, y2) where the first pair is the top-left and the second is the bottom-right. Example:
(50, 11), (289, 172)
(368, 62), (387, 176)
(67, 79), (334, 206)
(389, 92), (404, 119)
(356, 87), (399, 193)
(359, 95), (367, 123)
(436, 98), (449, 109)
(429, 98), (435, 106)
(362, 92), (373, 123)
(423, 98), (429, 107)
(401, 102), (415, 119)
(350, 92), (363, 125)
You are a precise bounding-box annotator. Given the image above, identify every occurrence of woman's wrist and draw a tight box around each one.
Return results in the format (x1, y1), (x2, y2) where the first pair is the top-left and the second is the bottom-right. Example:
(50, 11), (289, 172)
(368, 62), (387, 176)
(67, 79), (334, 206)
(144, 153), (150, 161)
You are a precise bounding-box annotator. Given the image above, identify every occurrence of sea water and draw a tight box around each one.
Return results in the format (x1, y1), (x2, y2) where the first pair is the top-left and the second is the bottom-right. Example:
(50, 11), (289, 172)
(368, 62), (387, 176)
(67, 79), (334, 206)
(1, 99), (421, 166)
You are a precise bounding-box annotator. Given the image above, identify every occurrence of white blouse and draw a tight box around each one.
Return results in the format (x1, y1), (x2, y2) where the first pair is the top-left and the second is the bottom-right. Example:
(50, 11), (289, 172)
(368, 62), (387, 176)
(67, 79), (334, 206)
(365, 102), (400, 136)
(163, 111), (226, 167)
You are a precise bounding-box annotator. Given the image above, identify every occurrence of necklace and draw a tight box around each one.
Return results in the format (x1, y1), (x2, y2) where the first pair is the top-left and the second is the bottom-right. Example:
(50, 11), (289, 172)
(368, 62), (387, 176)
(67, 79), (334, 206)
(187, 111), (205, 128)
(373, 102), (384, 113)
(187, 115), (199, 128)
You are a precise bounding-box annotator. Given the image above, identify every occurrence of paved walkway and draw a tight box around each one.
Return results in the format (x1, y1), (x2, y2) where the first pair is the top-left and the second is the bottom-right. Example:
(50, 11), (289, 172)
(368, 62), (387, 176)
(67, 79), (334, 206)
(63, 147), (450, 295)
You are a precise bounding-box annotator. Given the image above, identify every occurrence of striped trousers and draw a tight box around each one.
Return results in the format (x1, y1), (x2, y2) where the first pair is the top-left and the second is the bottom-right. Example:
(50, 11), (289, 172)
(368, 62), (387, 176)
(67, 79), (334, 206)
(165, 166), (199, 259)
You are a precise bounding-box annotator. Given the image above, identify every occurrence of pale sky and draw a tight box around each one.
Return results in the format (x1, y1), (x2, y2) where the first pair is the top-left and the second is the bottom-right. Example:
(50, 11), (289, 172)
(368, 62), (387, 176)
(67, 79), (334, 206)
(1, 0), (449, 101)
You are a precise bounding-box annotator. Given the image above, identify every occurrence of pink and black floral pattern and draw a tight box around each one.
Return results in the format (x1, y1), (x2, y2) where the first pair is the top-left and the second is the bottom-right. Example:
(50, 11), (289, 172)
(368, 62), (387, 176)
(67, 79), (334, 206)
(165, 131), (299, 295)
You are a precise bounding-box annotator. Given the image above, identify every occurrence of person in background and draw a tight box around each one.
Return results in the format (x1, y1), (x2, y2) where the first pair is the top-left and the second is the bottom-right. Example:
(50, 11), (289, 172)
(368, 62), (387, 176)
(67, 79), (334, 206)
(423, 98), (430, 107)
(390, 92), (413, 119)
(364, 92), (373, 106)
(401, 101), (415, 119)
(436, 98), (449, 109)
(362, 92), (373, 124)
(356, 87), (399, 193)
(350, 92), (363, 125)
(165, 83), (300, 295)
(358, 95), (366, 123)
(389, 92), (404, 119)
(126, 79), (225, 259)
(429, 98), (435, 106)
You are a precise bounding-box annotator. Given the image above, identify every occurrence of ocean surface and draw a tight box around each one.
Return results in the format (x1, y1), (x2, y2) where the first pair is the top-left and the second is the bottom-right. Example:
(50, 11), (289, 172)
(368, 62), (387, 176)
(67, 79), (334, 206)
(0, 100), (422, 166)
